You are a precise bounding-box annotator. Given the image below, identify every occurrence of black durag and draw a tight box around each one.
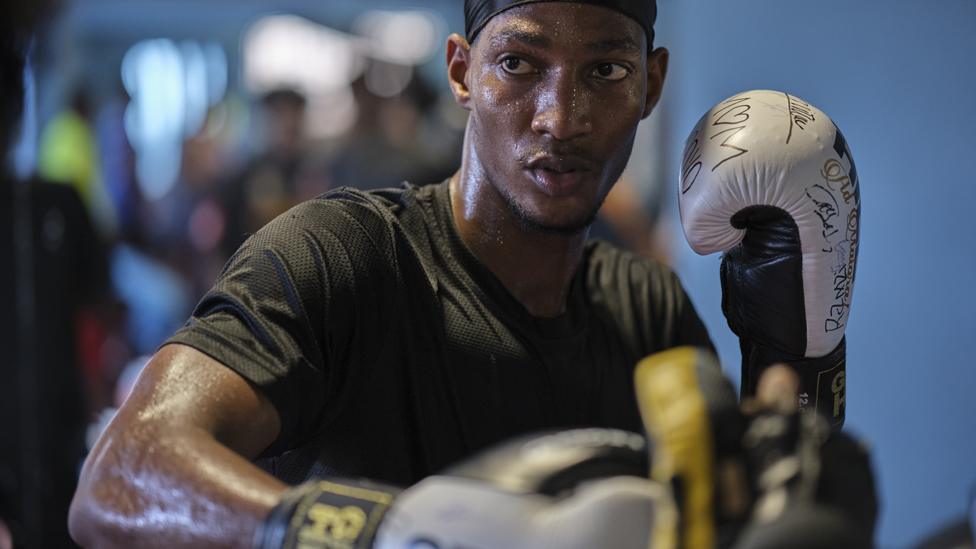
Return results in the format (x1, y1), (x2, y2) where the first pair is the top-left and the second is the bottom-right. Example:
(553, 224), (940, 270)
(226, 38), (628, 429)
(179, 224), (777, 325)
(464, 0), (657, 48)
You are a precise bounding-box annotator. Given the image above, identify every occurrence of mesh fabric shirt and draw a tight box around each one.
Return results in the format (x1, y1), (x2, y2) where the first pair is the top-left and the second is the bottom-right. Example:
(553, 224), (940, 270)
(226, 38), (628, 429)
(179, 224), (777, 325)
(168, 181), (713, 485)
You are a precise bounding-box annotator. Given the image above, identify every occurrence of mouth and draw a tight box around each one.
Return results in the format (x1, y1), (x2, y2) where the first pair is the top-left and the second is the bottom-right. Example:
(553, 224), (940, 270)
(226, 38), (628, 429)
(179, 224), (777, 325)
(525, 154), (593, 173)
(524, 155), (595, 196)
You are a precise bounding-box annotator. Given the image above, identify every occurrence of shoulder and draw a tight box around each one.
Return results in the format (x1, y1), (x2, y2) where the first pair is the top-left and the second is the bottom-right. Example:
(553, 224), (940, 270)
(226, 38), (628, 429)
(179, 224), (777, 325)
(229, 184), (433, 286)
(285, 185), (406, 222)
(256, 185), (420, 247)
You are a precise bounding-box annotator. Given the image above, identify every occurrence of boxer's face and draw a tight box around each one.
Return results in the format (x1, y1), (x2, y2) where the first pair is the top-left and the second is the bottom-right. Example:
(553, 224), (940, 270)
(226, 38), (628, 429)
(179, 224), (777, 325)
(449, 3), (667, 234)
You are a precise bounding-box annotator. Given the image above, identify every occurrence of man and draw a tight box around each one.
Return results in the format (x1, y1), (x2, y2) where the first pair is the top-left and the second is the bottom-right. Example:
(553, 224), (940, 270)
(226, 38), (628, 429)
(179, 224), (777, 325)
(69, 2), (714, 546)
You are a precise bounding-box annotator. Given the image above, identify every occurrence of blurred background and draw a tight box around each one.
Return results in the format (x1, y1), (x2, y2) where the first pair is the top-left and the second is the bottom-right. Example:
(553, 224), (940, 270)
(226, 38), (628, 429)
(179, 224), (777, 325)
(1, 0), (973, 546)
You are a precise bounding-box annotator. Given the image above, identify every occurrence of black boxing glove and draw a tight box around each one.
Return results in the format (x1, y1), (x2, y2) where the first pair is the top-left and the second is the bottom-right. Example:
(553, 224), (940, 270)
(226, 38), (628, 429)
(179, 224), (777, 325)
(679, 90), (861, 428)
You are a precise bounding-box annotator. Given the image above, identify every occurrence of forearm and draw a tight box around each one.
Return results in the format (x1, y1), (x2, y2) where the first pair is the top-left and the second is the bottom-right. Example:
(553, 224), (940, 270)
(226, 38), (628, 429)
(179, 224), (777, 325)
(70, 417), (287, 548)
(65, 341), (293, 547)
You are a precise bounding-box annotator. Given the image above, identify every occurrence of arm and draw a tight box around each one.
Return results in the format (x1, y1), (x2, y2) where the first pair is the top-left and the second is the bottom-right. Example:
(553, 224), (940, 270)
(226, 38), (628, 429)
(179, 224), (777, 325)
(69, 343), (288, 548)
(69, 195), (402, 548)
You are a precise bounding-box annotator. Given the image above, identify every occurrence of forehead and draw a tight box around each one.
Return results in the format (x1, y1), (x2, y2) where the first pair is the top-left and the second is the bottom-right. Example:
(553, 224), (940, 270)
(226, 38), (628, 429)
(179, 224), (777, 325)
(474, 3), (646, 53)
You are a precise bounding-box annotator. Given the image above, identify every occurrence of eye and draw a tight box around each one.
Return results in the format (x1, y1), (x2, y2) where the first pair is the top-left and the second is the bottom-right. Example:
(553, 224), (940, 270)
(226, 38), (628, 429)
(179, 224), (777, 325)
(592, 63), (629, 81)
(501, 56), (536, 75)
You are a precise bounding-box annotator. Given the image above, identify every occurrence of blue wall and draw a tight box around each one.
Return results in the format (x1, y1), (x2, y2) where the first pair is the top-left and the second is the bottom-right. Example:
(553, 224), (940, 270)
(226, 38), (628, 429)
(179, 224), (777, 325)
(656, 1), (976, 545)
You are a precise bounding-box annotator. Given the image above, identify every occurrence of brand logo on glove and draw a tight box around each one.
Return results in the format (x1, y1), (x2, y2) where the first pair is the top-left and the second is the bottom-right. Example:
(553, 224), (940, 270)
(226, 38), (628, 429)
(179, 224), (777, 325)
(298, 503), (367, 547)
(831, 371), (846, 419)
(814, 361), (845, 425)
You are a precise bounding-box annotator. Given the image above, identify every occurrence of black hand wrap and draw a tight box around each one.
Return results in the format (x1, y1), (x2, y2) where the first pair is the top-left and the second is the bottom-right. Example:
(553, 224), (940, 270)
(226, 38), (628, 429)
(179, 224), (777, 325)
(255, 479), (401, 549)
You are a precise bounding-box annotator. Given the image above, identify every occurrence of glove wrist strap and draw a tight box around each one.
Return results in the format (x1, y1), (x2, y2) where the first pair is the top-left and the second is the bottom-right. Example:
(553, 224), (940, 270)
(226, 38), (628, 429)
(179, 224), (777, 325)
(255, 479), (401, 549)
(740, 337), (846, 429)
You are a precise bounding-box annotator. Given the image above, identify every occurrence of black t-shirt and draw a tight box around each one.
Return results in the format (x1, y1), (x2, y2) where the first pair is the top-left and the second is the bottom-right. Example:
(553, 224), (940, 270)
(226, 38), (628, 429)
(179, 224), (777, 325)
(168, 181), (713, 485)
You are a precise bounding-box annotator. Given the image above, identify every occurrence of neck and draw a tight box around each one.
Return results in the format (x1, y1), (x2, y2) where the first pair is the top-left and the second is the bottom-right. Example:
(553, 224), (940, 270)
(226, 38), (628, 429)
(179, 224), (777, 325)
(449, 137), (588, 318)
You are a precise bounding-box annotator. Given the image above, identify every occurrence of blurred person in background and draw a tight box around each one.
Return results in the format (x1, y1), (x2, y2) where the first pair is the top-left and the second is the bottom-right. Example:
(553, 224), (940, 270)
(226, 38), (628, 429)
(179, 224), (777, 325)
(1, 0), (113, 546)
(142, 117), (230, 300)
(94, 84), (142, 245)
(221, 88), (331, 256)
(37, 87), (118, 239)
(32, 70), (138, 420)
(328, 61), (462, 192)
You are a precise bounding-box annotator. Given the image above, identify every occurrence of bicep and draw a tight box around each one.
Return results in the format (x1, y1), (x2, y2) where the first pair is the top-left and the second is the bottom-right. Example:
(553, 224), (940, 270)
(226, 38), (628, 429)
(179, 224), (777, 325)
(119, 343), (281, 459)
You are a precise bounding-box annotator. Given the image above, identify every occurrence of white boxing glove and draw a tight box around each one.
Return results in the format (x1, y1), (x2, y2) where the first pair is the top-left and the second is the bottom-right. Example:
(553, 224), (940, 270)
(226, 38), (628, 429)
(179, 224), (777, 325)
(376, 428), (676, 549)
(374, 474), (675, 549)
(257, 429), (677, 549)
(679, 90), (860, 428)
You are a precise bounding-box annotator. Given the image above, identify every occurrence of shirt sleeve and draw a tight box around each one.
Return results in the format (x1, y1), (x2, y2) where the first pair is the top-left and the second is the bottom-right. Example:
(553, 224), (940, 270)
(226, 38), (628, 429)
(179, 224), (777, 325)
(166, 192), (401, 454)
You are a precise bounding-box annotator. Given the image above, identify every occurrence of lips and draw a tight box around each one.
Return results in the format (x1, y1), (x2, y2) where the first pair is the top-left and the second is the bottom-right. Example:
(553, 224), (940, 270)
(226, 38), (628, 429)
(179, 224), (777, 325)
(524, 154), (596, 197)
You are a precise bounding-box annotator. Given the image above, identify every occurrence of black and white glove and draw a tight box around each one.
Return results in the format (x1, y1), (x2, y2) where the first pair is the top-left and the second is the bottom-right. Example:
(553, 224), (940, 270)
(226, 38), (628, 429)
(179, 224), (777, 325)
(377, 428), (675, 549)
(679, 89), (861, 428)
(255, 429), (675, 549)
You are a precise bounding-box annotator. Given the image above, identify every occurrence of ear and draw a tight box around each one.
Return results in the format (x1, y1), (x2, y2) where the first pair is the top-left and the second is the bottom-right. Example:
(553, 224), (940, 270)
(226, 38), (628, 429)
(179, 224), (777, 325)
(446, 33), (473, 111)
(641, 47), (669, 119)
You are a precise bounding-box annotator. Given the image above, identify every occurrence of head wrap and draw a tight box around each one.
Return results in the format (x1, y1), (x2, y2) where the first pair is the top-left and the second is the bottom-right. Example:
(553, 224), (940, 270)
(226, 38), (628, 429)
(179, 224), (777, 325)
(464, 0), (656, 48)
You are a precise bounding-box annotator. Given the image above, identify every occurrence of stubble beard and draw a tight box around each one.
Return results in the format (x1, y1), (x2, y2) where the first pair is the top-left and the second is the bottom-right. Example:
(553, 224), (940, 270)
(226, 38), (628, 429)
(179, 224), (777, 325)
(490, 171), (607, 237)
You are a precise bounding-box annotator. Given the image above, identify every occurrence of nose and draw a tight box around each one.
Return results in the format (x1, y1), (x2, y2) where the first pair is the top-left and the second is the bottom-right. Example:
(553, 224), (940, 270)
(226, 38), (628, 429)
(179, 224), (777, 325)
(530, 70), (592, 141)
